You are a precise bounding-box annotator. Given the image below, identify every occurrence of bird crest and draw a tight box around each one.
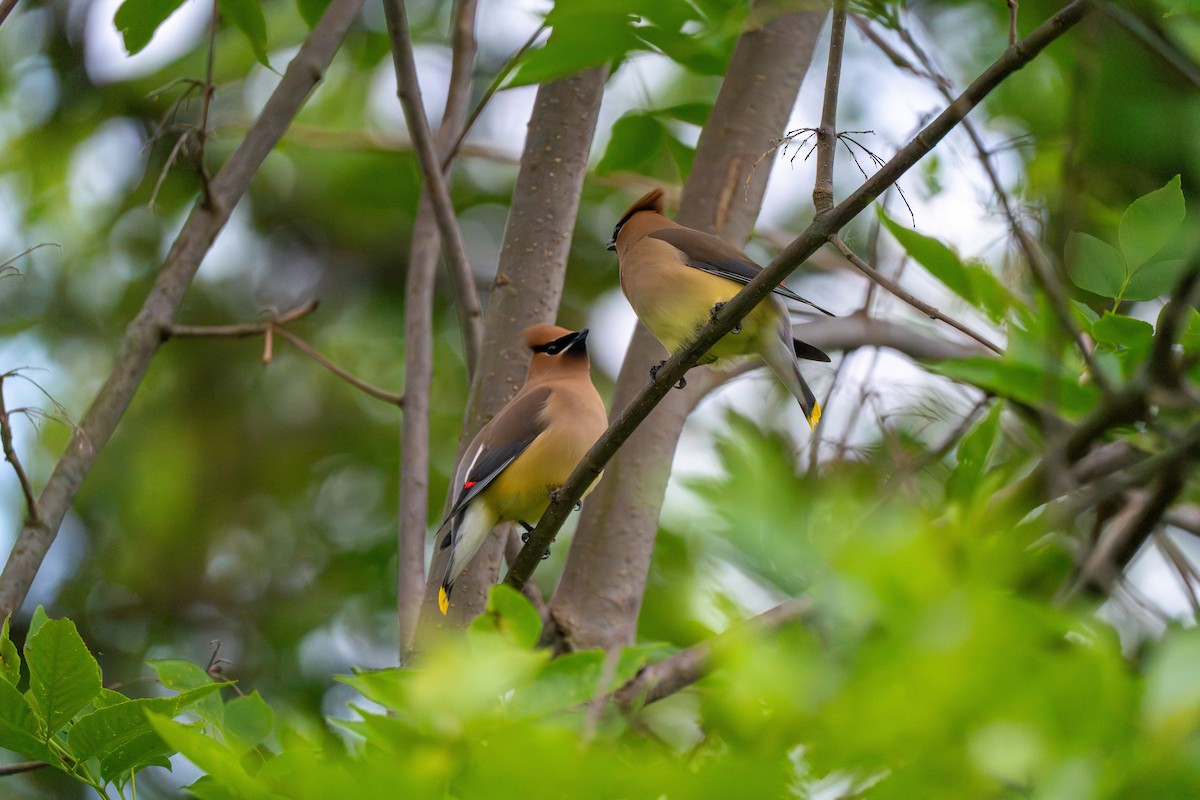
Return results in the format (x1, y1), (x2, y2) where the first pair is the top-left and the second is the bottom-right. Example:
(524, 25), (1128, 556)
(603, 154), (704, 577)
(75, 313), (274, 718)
(615, 188), (665, 230)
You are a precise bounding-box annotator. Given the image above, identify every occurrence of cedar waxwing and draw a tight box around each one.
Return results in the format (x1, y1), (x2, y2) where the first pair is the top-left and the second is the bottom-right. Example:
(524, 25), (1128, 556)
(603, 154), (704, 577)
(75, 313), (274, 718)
(436, 324), (608, 615)
(607, 188), (832, 428)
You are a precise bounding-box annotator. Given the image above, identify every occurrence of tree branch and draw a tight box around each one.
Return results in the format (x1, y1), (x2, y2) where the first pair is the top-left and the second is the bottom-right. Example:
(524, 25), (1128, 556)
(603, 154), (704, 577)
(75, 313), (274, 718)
(398, 0), (479, 662)
(829, 235), (1003, 354)
(0, 0), (19, 29)
(613, 597), (814, 710)
(0, 0), (367, 619)
(812, 0), (847, 214)
(508, 0), (1093, 592)
(381, 0), (483, 375)
(0, 375), (40, 526)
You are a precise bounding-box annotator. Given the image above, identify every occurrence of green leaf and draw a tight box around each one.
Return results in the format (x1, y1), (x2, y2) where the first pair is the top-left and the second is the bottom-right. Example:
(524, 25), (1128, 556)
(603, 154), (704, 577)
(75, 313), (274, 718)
(471, 584), (542, 649)
(931, 357), (1100, 417)
(295, 0), (331, 27)
(882, 212), (974, 301)
(0, 678), (56, 763)
(596, 113), (667, 176)
(1118, 175), (1185, 269)
(511, 650), (606, 716)
(68, 697), (180, 783)
(1090, 312), (1154, 349)
(881, 212), (1012, 319)
(1124, 259), (1190, 302)
(1066, 232), (1127, 299)
(1181, 308), (1200, 356)
(0, 617), (20, 686)
(218, 0), (269, 67)
(1143, 628), (1200, 733)
(93, 687), (130, 710)
(223, 691), (274, 752)
(507, 0), (640, 88)
(27, 606), (49, 639)
(946, 403), (1002, 503)
(149, 659), (225, 729)
(659, 102), (713, 126)
(24, 618), (102, 736)
(147, 713), (281, 799)
(113, 0), (189, 55)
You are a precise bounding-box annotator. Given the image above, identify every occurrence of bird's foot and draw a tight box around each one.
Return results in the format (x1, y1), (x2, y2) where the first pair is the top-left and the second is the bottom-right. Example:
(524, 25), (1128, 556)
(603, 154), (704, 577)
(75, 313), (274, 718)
(518, 520), (535, 534)
(649, 360), (687, 390)
(710, 301), (742, 334)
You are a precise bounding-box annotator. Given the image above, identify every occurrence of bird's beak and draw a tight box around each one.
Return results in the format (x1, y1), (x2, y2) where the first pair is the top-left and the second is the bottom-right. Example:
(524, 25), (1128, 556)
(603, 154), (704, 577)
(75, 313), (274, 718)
(567, 328), (589, 352)
(605, 238), (616, 252)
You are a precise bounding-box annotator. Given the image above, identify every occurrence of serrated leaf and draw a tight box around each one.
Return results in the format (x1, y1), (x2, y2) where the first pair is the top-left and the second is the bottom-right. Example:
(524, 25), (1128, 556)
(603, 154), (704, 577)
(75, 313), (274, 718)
(0, 617), (20, 686)
(113, 0), (189, 55)
(223, 691), (274, 753)
(149, 659), (225, 729)
(0, 678), (55, 763)
(93, 687), (129, 710)
(1119, 175), (1185, 269)
(1124, 259), (1190, 302)
(24, 618), (101, 736)
(471, 584), (542, 649)
(1066, 232), (1127, 298)
(218, 0), (269, 67)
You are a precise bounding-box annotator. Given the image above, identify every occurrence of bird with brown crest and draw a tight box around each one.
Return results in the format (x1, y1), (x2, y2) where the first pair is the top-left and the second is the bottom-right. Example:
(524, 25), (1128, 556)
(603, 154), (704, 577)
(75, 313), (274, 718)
(607, 187), (832, 428)
(436, 324), (608, 615)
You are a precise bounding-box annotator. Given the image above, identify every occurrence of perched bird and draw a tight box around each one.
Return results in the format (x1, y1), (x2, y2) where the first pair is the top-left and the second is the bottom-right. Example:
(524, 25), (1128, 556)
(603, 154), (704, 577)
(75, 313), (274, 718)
(436, 324), (608, 615)
(607, 188), (832, 428)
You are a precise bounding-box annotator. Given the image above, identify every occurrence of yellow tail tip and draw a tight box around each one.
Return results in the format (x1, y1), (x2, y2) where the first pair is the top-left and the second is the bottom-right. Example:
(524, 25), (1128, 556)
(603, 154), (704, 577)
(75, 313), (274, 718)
(806, 401), (822, 430)
(438, 586), (449, 615)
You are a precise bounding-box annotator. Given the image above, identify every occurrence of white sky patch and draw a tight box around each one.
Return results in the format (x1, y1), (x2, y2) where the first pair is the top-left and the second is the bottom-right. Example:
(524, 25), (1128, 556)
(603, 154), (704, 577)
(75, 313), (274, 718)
(84, 0), (211, 85)
(368, 45), (453, 131)
(68, 118), (146, 223)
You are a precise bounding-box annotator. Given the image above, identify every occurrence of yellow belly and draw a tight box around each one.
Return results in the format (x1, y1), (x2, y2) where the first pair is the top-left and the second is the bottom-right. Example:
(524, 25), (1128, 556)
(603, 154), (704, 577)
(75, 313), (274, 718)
(486, 420), (602, 524)
(620, 247), (780, 362)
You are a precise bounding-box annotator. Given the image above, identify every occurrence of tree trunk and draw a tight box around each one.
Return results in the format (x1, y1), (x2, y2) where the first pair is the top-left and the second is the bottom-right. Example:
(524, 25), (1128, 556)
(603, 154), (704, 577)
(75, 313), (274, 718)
(415, 67), (608, 636)
(547, 4), (831, 651)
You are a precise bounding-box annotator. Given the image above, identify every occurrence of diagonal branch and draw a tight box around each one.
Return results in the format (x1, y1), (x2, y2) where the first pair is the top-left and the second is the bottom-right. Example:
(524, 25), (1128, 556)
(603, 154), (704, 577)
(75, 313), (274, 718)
(613, 597), (815, 710)
(0, 0), (368, 619)
(0, 0), (18, 29)
(506, 0), (1093, 591)
(381, 0), (483, 375)
(830, 235), (1003, 354)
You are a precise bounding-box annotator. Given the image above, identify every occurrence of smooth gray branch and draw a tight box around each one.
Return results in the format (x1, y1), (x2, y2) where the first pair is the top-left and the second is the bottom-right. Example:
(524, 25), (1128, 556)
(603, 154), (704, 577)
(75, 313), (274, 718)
(812, 0), (847, 213)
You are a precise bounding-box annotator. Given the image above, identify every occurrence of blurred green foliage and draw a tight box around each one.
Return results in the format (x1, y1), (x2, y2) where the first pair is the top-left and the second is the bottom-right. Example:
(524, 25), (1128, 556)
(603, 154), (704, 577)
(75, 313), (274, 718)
(1, 0), (1199, 795)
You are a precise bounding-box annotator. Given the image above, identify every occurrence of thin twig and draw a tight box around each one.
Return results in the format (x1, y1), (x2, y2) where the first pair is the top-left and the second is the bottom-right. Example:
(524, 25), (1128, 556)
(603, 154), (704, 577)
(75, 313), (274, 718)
(613, 597), (814, 710)
(381, 0), (483, 375)
(1097, 2), (1200, 90)
(1, 243), (58, 272)
(441, 22), (547, 172)
(831, 235), (1003, 353)
(197, 0), (219, 203)
(163, 303), (404, 406)
(506, 1), (1094, 591)
(812, 0), (847, 214)
(0, 375), (41, 526)
(1007, 0), (1019, 46)
(0, 760), (48, 777)
(0, 0), (369, 619)
(1155, 531), (1200, 617)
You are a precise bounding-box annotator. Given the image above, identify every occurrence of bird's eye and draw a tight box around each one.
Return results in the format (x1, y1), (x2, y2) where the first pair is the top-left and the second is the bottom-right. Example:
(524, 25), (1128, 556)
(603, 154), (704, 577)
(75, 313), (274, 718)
(545, 345), (559, 354)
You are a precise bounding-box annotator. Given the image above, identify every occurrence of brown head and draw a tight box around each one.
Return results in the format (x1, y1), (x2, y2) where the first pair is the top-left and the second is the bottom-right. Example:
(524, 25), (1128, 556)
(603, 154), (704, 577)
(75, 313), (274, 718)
(523, 324), (591, 380)
(606, 188), (666, 252)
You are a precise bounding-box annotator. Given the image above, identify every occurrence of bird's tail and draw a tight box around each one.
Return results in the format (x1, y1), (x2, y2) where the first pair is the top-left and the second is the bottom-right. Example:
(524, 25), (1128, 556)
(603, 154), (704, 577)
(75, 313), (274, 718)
(761, 332), (822, 430)
(437, 501), (496, 616)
